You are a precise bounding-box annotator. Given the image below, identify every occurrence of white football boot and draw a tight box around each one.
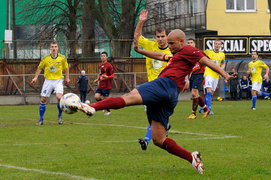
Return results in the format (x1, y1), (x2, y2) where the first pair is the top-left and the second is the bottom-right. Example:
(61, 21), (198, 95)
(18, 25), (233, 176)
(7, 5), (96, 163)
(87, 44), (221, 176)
(69, 102), (96, 116)
(191, 151), (204, 174)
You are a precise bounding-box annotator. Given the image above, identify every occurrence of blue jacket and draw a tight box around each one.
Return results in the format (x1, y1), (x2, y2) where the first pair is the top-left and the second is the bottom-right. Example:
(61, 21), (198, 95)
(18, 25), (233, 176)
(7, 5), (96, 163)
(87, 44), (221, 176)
(77, 75), (88, 91)
(239, 78), (249, 89)
(262, 79), (271, 92)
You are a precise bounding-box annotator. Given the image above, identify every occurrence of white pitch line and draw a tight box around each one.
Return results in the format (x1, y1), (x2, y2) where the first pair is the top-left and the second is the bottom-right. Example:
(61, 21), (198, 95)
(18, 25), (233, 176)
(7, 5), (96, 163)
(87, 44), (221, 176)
(0, 164), (97, 180)
(68, 122), (240, 138)
(27, 119), (240, 139)
(0, 135), (239, 147)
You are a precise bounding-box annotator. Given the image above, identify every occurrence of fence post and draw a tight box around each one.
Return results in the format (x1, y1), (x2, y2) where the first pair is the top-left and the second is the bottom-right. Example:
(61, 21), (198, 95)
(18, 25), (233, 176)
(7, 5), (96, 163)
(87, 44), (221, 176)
(134, 72), (136, 88)
(23, 74), (25, 92)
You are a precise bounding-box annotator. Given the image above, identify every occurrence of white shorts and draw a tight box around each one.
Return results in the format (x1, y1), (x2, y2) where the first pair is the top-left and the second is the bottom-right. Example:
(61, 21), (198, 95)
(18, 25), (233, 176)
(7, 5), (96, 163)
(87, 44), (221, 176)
(41, 78), (64, 97)
(252, 82), (262, 93)
(204, 76), (218, 92)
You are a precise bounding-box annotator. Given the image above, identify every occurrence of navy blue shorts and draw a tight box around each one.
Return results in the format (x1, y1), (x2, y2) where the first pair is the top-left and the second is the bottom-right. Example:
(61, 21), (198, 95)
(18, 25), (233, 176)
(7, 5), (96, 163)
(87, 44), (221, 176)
(95, 88), (111, 97)
(136, 77), (179, 130)
(189, 73), (204, 90)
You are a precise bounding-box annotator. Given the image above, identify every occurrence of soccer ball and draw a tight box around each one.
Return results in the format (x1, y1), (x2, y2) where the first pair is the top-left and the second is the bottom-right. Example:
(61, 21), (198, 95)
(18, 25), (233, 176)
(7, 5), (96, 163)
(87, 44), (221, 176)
(217, 97), (223, 101)
(85, 100), (90, 104)
(60, 93), (81, 114)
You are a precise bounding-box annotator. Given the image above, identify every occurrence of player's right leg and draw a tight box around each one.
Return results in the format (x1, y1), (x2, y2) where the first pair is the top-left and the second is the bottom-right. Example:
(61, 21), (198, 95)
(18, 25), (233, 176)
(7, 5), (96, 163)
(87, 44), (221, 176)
(102, 91), (112, 115)
(204, 76), (217, 115)
(36, 96), (48, 125)
(68, 89), (143, 116)
(36, 79), (53, 125)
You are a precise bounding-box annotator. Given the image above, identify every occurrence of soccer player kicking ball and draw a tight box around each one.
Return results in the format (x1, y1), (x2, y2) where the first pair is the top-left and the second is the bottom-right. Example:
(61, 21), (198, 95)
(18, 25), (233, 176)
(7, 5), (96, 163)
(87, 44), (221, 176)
(135, 9), (171, 151)
(68, 30), (236, 174)
(31, 41), (70, 125)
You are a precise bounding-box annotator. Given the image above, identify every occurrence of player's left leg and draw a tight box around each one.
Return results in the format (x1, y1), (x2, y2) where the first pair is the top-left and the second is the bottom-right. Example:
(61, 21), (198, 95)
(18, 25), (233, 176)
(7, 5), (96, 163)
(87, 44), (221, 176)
(151, 121), (204, 174)
(102, 93), (111, 115)
(138, 124), (151, 150)
(55, 79), (64, 124)
(260, 91), (270, 99)
(251, 83), (262, 110)
(188, 89), (199, 119)
(56, 93), (63, 124)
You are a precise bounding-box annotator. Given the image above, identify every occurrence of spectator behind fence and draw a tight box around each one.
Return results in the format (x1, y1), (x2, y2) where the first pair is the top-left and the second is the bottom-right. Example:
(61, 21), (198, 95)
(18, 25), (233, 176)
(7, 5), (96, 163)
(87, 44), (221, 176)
(77, 70), (88, 103)
(239, 75), (250, 99)
(228, 68), (239, 100)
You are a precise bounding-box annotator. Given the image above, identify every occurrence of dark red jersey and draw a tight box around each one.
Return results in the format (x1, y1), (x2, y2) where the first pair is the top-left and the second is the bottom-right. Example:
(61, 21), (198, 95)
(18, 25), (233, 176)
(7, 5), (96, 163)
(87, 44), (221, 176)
(98, 62), (114, 90)
(159, 45), (206, 92)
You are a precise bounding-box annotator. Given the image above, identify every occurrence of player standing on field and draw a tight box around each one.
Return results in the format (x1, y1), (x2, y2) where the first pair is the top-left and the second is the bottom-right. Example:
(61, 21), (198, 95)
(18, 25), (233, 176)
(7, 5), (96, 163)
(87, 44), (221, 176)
(247, 51), (269, 110)
(31, 41), (70, 125)
(203, 39), (225, 115)
(135, 9), (171, 151)
(94, 52), (114, 116)
(186, 38), (210, 119)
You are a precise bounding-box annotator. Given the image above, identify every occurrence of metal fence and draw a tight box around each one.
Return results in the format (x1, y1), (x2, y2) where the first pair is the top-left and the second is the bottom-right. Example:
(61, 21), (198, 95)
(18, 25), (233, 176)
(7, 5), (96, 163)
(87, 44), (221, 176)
(0, 72), (148, 95)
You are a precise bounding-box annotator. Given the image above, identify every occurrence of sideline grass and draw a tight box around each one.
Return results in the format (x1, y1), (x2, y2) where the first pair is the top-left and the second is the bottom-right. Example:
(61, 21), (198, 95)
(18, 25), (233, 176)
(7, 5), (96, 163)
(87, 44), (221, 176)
(0, 100), (270, 179)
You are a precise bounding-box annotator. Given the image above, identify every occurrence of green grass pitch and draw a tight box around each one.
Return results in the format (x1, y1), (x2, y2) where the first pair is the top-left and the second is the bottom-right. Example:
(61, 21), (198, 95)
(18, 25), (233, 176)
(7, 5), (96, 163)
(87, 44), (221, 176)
(0, 99), (270, 179)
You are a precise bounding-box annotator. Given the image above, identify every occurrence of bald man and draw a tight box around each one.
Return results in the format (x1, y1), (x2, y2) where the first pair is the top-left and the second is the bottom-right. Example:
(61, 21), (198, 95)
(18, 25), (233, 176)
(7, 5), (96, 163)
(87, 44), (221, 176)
(68, 29), (236, 174)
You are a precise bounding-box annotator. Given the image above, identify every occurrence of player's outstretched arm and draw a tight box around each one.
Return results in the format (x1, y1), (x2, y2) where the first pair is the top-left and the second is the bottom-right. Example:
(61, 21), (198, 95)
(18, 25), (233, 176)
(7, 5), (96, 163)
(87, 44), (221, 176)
(134, 33), (165, 61)
(134, 10), (148, 39)
(199, 56), (237, 81)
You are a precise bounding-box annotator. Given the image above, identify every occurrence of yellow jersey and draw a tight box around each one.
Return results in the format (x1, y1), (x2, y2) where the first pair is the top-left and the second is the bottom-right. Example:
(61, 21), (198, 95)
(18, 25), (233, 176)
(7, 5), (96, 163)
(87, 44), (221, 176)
(38, 53), (68, 80)
(248, 59), (268, 83)
(204, 49), (225, 79)
(138, 35), (171, 81)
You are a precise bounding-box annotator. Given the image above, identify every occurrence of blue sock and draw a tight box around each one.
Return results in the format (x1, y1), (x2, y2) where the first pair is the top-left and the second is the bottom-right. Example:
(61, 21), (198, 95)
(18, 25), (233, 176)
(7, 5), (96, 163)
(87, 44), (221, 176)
(57, 102), (62, 118)
(205, 92), (212, 110)
(144, 124), (152, 145)
(39, 103), (46, 121)
(252, 95), (257, 108)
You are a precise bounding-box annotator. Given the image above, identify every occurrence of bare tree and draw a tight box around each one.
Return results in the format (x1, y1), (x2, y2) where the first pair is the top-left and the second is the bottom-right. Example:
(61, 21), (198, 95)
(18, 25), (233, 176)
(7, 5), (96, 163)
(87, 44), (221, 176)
(17, 0), (83, 58)
(86, 0), (145, 57)
(81, 0), (95, 57)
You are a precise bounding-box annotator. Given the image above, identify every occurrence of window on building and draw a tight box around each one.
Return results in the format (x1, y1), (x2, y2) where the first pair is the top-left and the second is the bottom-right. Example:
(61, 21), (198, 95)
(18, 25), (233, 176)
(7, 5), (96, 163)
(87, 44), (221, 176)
(155, 3), (165, 18)
(169, 1), (182, 16)
(226, 0), (256, 12)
